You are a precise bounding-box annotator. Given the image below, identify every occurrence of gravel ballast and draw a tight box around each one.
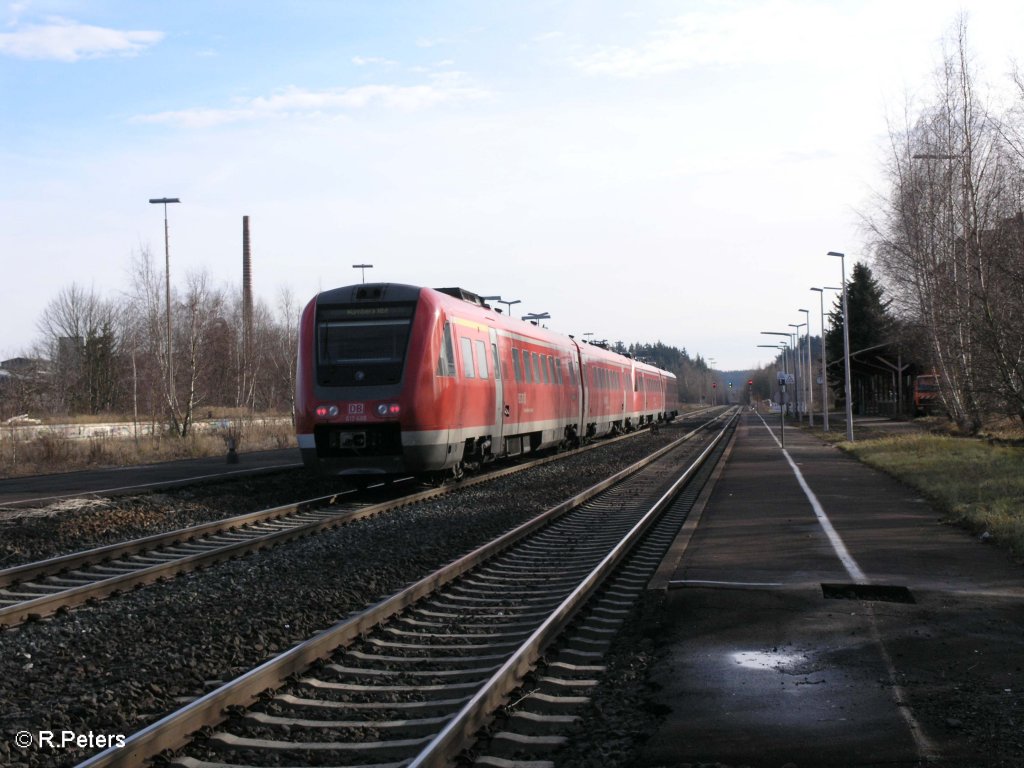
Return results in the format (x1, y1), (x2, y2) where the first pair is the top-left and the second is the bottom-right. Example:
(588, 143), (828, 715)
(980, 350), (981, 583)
(0, 426), (692, 767)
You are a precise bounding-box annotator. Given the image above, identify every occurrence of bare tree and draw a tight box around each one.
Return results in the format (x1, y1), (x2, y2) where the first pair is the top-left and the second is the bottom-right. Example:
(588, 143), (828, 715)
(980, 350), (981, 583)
(172, 270), (228, 436)
(35, 283), (123, 414)
(126, 249), (227, 436)
(127, 247), (180, 432)
(866, 15), (1024, 430)
(272, 286), (300, 417)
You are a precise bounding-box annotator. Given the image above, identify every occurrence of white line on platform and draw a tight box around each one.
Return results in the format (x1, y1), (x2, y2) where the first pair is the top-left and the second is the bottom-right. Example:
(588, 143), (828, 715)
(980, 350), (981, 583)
(755, 412), (867, 584)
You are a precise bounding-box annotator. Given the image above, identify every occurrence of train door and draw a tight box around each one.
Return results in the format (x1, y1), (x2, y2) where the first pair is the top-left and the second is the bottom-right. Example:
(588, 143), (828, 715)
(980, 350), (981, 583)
(569, 343), (584, 435)
(433, 318), (458, 471)
(489, 328), (505, 451)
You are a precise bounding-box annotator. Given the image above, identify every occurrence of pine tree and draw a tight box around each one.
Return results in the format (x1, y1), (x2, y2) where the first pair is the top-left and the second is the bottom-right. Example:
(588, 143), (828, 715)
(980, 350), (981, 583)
(825, 263), (893, 405)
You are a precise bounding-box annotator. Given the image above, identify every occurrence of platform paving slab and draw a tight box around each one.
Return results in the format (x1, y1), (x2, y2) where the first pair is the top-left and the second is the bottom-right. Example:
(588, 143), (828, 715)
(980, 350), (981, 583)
(638, 411), (1024, 768)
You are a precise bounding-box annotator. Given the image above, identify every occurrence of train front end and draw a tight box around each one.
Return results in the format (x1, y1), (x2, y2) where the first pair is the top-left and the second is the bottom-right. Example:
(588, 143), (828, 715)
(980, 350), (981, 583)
(295, 283), (428, 477)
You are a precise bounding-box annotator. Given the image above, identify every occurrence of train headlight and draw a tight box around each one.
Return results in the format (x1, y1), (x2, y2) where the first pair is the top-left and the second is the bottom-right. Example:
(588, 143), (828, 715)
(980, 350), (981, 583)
(377, 403), (401, 416)
(315, 405), (340, 417)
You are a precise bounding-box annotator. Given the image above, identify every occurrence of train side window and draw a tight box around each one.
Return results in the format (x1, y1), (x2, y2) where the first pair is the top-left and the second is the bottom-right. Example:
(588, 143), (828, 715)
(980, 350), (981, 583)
(437, 322), (456, 377)
(524, 350), (533, 383)
(540, 354), (550, 384)
(475, 339), (489, 379)
(513, 348), (523, 382)
(532, 352), (542, 384)
(459, 337), (476, 378)
(555, 359), (564, 385)
(492, 343), (501, 380)
(546, 356), (554, 384)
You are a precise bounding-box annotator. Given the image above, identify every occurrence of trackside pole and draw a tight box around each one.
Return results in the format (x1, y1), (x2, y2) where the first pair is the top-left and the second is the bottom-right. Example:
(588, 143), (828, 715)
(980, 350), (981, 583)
(777, 372), (787, 449)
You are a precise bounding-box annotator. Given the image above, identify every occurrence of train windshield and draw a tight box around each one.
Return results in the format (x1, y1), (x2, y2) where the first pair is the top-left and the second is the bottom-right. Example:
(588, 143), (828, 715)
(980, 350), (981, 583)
(317, 302), (417, 387)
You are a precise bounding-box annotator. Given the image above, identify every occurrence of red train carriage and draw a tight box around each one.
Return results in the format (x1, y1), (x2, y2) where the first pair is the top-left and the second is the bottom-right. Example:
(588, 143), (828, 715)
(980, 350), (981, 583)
(295, 283), (678, 478)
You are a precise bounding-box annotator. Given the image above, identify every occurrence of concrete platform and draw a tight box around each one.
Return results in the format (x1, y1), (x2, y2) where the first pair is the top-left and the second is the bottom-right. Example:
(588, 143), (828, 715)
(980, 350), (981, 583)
(641, 411), (1024, 767)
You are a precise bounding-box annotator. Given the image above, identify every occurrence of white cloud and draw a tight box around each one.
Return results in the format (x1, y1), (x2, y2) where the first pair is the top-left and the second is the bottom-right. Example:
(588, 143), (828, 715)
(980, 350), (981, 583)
(352, 55), (398, 67)
(416, 36), (457, 48)
(571, 1), (844, 76)
(0, 16), (162, 61)
(133, 78), (492, 128)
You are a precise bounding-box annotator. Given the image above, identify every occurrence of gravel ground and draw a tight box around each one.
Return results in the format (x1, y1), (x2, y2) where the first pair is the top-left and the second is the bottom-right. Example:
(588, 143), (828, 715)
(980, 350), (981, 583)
(0, 426), (691, 767)
(0, 472), (353, 569)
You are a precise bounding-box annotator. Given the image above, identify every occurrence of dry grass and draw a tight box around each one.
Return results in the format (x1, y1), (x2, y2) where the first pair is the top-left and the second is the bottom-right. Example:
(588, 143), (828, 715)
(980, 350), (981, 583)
(839, 434), (1024, 561)
(0, 416), (295, 479)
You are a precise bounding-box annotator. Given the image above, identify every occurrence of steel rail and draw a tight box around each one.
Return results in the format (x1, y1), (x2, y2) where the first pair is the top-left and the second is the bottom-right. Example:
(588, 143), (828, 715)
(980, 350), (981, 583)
(3, 418), (702, 629)
(0, 492), (350, 589)
(74, 415), (727, 768)
(409, 411), (736, 766)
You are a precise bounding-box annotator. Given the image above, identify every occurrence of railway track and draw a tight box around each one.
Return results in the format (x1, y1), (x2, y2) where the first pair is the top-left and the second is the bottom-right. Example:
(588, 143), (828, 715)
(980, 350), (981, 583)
(0, 411), (722, 629)
(77, 407), (738, 768)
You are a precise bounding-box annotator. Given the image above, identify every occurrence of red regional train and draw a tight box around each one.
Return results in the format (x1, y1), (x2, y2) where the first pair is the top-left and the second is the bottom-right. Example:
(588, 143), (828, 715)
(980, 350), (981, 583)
(295, 283), (680, 480)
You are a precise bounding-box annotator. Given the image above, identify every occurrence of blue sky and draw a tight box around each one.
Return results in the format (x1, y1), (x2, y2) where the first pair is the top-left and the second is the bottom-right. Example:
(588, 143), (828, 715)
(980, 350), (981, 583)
(2, 0), (1022, 371)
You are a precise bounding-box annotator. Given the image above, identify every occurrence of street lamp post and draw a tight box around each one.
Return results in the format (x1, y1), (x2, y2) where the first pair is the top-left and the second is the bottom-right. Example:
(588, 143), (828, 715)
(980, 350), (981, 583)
(498, 299), (521, 316)
(789, 323), (805, 422)
(352, 264), (373, 283)
(828, 251), (854, 441)
(758, 343), (788, 444)
(708, 357), (716, 406)
(149, 197), (180, 408)
(760, 331), (792, 416)
(811, 288), (830, 432)
(799, 309), (812, 427)
(521, 312), (550, 323)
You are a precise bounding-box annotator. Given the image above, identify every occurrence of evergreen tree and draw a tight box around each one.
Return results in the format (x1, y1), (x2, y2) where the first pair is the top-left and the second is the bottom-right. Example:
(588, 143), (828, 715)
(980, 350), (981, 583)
(825, 263), (893, 403)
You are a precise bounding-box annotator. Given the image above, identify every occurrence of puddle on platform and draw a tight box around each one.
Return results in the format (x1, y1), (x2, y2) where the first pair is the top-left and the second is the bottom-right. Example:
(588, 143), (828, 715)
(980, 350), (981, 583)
(731, 650), (805, 671)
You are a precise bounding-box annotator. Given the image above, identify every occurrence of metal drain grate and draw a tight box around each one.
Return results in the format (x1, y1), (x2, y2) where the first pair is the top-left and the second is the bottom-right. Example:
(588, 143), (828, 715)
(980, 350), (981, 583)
(821, 583), (915, 604)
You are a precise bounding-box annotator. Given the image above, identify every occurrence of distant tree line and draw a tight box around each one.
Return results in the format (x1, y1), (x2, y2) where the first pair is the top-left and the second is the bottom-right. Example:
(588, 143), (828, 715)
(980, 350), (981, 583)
(2, 248), (298, 436)
(622, 341), (713, 404)
(864, 16), (1024, 431)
